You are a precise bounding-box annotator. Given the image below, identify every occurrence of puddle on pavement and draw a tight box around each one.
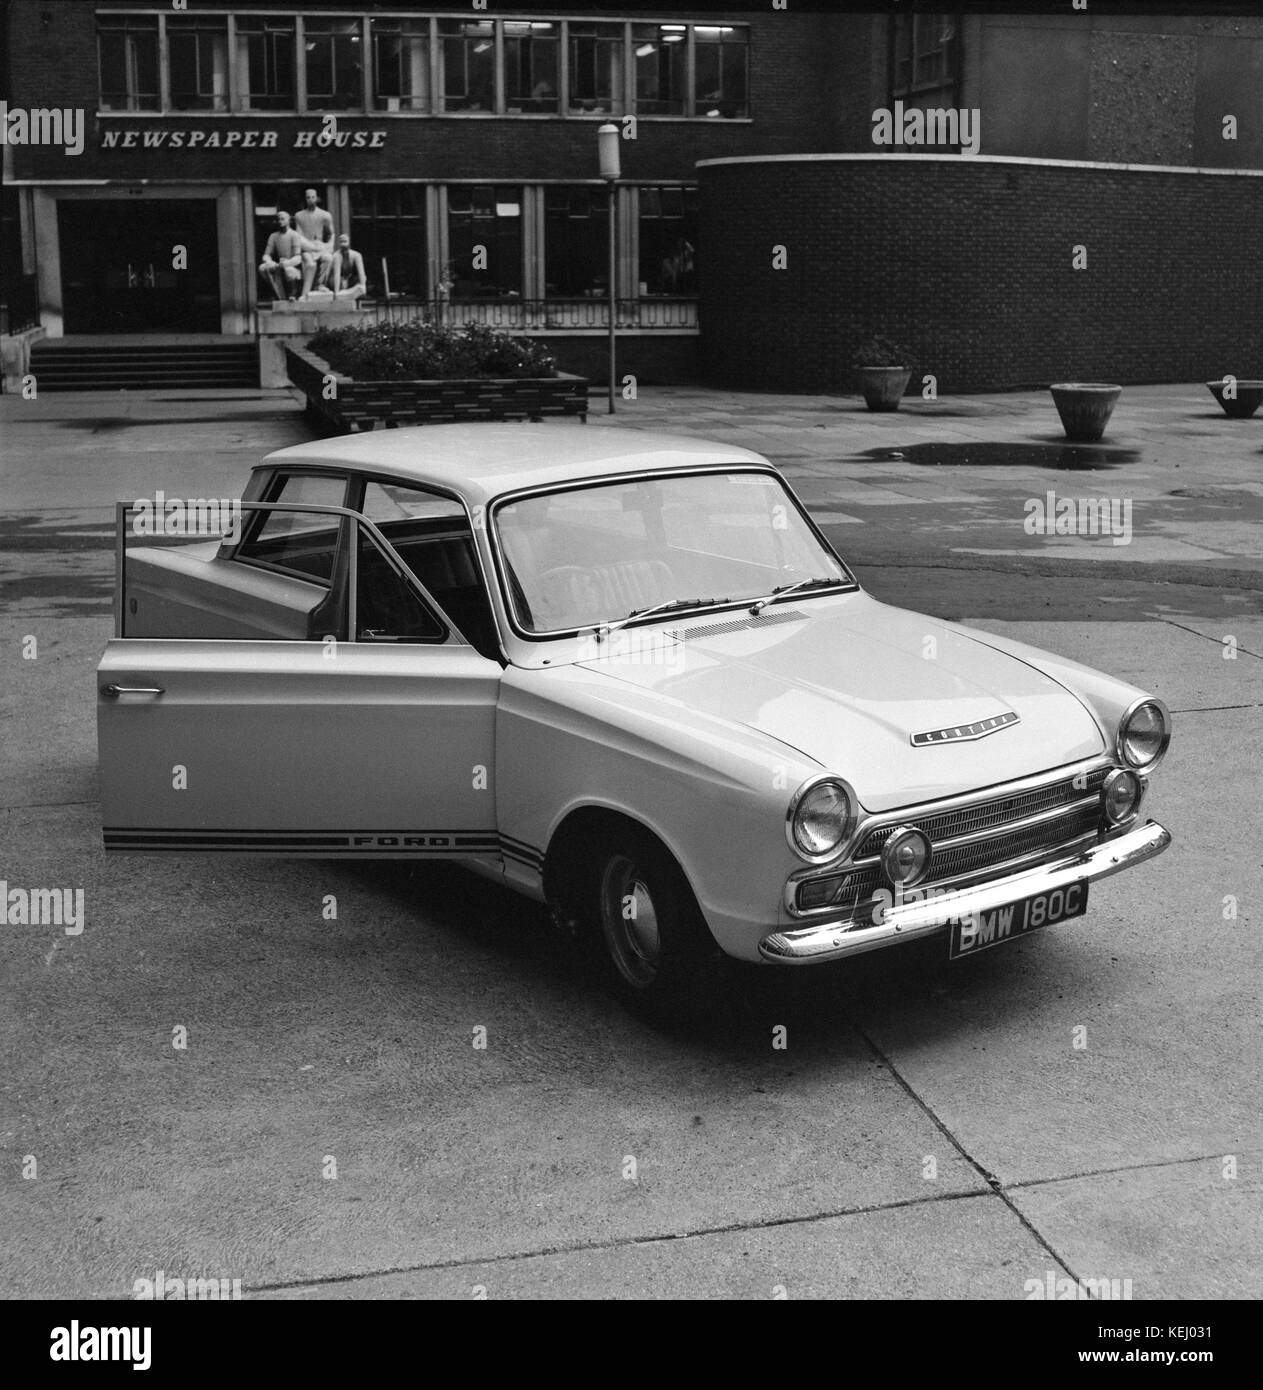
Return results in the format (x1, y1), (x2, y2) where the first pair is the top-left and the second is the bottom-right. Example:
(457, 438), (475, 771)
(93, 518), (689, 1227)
(854, 442), (1140, 471)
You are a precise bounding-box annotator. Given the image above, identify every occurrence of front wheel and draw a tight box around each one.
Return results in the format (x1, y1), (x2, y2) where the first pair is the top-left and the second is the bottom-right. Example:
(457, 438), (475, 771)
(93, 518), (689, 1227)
(587, 832), (719, 1011)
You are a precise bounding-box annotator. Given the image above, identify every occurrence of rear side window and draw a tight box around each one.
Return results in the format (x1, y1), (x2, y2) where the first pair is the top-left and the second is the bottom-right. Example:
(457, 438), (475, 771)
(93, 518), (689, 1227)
(238, 473), (347, 582)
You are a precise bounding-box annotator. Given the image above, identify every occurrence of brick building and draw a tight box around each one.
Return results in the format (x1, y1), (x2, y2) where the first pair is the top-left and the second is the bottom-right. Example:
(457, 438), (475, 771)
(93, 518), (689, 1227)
(2, 3), (1260, 389)
(0, 0), (874, 382)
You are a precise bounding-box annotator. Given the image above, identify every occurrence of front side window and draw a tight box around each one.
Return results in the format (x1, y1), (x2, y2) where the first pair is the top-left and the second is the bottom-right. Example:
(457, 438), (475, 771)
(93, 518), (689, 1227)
(235, 16), (296, 111)
(99, 16), (159, 111)
(356, 527), (445, 642)
(372, 18), (431, 111)
(495, 471), (853, 636)
(167, 15), (229, 112)
(447, 185), (523, 298)
(439, 19), (495, 112)
(357, 481), (498, 656)
(304, 16), (364, 111)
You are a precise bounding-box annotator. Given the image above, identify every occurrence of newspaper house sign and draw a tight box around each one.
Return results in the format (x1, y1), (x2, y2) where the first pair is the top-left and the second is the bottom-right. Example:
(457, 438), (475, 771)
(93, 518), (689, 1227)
(100, 126), (389, 151)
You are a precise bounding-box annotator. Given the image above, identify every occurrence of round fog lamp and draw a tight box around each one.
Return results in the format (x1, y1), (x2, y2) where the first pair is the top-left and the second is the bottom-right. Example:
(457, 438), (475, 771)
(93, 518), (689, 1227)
(1102, 768), (1142, 826)
(881, 826), (931, 887)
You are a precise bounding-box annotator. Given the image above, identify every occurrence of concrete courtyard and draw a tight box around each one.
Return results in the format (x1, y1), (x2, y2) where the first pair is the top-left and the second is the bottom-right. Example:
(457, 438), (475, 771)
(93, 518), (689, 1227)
(0, 380), (1259, 1299)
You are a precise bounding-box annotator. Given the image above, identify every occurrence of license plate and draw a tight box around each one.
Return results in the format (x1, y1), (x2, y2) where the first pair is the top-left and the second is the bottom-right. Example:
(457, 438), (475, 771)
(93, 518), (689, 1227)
(949, 882), (1089, 959)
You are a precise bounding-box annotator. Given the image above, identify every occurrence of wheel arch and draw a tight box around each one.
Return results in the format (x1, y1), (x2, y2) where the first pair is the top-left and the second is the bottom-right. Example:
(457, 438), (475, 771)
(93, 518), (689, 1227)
(542, 804), (711, 940)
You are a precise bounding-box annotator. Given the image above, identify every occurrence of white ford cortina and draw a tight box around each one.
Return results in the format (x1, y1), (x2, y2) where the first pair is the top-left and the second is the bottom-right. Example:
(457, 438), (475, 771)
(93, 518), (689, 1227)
(97, 424), (1171, 1007)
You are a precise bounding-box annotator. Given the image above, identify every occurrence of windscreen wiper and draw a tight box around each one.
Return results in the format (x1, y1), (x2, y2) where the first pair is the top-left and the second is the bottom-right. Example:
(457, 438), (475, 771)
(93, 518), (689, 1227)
(748, 576), (845, 617)
(594, 596), (730, 641)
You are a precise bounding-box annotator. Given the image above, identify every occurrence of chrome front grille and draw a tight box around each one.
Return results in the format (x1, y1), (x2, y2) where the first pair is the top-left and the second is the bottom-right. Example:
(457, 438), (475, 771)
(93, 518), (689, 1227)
(795, 764), (1114, 922)
(920, 802), (1100, 885)
(856, 767), (1109, 859)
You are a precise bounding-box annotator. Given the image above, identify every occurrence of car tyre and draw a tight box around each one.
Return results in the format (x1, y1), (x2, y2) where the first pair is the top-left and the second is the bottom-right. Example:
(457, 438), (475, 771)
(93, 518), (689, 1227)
(585, 830), (719, 1013)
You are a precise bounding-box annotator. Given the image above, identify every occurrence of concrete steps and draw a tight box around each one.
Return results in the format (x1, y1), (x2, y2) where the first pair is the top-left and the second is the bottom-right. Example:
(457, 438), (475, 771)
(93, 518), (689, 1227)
(29, 341), (258, 391)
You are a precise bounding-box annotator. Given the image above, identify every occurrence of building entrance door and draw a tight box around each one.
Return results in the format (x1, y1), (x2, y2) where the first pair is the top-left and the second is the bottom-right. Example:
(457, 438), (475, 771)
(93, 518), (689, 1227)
(58, 199), (221, 333)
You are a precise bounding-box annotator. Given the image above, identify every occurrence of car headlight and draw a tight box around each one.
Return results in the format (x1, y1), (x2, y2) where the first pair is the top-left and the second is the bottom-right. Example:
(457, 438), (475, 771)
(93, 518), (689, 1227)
(1102, 768), (1143, 826)
(1117, 698), (1171, 769)
(787, 777), (856, 862)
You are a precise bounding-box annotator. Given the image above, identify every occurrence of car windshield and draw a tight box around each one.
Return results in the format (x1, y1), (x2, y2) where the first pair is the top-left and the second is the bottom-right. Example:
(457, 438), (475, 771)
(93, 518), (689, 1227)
(493, 469), (854, 635)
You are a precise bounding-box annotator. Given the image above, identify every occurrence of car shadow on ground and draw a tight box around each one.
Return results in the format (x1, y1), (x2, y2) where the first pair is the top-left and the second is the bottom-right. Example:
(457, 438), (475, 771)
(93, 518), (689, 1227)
(330, 857), (1095, 1055)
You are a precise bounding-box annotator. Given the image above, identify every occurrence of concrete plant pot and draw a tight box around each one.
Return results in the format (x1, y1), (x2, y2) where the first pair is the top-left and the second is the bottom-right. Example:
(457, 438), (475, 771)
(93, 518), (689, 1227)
(1050, 383), (1122, 442)
(1206, 378), (1263, 419)
(856, 365), (911, 412)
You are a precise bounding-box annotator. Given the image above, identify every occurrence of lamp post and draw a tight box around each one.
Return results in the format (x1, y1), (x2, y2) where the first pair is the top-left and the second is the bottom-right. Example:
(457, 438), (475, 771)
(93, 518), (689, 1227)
(597, 123), (621, 415)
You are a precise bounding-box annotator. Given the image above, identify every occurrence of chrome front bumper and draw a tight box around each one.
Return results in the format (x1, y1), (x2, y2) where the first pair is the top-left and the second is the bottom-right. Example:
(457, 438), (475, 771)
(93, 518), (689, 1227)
(758, 819), (1171, 964)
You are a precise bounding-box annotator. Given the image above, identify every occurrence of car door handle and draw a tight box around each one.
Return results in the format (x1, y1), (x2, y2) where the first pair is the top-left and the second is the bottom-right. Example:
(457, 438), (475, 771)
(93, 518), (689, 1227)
(100, 684), (165, 698)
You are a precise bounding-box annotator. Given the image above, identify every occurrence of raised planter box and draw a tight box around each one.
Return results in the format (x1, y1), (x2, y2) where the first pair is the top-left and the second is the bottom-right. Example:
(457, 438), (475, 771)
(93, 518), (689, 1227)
(284, 342), (588, 432)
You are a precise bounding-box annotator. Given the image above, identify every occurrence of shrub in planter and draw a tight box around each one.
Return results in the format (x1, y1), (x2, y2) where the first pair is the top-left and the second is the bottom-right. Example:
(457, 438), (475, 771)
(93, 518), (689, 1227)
(307, 320), (558, 381)
(850, 335), (915, 411)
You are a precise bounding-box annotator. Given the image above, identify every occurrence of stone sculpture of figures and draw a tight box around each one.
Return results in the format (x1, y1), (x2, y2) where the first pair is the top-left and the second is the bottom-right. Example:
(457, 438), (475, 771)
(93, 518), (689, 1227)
(331, 234), (367, 301)
(293, 188), (335, 297)
(258, 210), (304, 302)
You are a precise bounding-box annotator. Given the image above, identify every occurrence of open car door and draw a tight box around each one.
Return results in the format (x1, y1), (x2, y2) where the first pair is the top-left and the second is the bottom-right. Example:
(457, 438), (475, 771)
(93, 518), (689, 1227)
(97, 499), (503, 864)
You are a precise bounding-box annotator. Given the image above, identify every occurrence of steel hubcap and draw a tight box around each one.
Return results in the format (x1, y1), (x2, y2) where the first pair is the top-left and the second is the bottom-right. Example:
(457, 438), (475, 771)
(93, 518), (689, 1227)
(600, 854), (662, 987)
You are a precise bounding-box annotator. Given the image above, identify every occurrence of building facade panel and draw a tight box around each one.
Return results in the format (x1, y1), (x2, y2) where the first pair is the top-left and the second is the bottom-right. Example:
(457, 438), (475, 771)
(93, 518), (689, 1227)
(699, 154), (1263, 394)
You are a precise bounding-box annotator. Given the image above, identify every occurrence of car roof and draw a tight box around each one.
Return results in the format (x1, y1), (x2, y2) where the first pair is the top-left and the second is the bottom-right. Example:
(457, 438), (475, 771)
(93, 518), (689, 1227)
(260, 423), (772, 503)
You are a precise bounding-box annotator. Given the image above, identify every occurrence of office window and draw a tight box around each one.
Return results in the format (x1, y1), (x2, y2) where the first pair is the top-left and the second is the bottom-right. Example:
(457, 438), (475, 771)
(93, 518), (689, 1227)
(568, 22), (625, 115)
(893, 13), (959, 96)
(372, 18), (431, 112)
(504, 20), (558, 113)
(544, 187), (609, 298)
(349, 185), (427, 298)
(439, 19), (495, 112)
(447, 186), (523, 297)
(693, 25), (748, 118)
(167, 15), (229, 112)
(236, 16), (296, 111)
(98, 16), (159, 111)
(638, 187), (698, 296)
(303, 16), (365, 111)
(632, 24), (685, 116)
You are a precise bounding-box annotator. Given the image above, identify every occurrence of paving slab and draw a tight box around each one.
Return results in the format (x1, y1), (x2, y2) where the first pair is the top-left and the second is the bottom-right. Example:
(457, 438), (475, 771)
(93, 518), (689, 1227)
(1010, 1162), (1263, 1300)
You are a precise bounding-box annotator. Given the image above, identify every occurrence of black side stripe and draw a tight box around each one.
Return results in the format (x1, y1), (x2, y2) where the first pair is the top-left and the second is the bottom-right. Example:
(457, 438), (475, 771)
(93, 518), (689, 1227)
(103, 827), (548, 869)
